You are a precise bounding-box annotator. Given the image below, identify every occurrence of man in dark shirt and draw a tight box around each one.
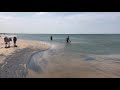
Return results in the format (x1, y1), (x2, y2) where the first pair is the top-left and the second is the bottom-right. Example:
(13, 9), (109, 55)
(50, 36), (53, 41)
(66, 36), (70, 43)
(13, 37), (17, 47)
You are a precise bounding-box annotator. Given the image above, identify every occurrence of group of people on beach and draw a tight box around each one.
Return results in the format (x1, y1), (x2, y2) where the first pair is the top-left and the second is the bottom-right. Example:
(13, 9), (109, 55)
(4, 36), (17, 48)
(3, 35), (70, 48)
(50, 35), (71, 43)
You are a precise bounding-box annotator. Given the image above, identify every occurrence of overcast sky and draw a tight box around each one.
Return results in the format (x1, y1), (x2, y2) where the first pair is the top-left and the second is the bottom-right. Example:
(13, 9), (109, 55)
(0, 12), (120, 34)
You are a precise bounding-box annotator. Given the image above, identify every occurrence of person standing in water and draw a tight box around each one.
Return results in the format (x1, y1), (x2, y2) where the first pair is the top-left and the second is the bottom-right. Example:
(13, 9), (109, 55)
(66, 36), (71, 43)
(50, 35), (53, 41)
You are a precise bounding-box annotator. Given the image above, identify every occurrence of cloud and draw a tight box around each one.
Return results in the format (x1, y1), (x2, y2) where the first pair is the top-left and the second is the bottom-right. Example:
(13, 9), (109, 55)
(0, 12), (120, 34)
(35, 12), (49, 16)
(64, 12), (120, 21)
(0, 15), (15, 20)
(0, 12), (16, 16)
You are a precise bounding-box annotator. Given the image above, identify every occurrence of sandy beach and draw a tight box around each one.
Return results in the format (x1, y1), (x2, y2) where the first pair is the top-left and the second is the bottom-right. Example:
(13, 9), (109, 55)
(1, 12), (120, 78)
(1, 37), (120, 78)
(0, 37), (50, 78)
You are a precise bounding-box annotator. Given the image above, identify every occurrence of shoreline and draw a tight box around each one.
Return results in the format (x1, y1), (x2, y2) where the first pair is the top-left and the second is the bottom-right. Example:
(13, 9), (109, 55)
(1, 37), (120, 78)
(0, 38), (51, 78)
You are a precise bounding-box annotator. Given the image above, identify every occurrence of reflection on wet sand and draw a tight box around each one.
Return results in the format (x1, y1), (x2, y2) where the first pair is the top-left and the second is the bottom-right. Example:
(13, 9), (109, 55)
(27, 43), (120, 78)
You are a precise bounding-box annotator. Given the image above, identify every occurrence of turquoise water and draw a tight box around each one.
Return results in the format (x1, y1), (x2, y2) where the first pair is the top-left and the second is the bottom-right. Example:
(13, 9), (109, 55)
(18, 34), (120, 55)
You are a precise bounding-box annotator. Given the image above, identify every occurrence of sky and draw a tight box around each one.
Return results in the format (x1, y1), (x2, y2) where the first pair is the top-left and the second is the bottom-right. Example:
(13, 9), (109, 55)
(0, 12), (120, 34)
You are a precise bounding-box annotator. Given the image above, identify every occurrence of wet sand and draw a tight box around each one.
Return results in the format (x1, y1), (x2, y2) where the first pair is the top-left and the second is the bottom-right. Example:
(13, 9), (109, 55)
(27, 50), (120, 78)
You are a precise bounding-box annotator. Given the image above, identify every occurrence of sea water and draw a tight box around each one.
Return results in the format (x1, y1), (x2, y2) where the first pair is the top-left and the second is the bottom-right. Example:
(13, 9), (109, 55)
(18, 34), (120, 55)
(17, 34), (120, 77)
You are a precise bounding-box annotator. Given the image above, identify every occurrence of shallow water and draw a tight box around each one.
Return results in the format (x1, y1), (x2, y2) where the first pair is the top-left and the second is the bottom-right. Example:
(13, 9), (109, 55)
(18, 34), (120, 77)
(18, 34), (120, 55)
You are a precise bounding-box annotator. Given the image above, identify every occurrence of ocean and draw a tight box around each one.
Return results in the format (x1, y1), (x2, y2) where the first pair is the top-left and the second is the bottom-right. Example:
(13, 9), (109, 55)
(18, 34), (120, 55)
(17, 34), (120, 77)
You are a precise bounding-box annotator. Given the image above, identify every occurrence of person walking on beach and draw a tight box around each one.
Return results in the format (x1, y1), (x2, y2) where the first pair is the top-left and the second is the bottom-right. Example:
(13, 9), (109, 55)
(13, 36), (17, 47)
(66, 36), (70, 43)
(4, 37), (9, 48)
(50, 35), (53, 41)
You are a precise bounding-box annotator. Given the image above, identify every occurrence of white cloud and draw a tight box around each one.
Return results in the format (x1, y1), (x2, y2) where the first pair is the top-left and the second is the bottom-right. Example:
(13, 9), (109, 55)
(64, 12), (120, 21)
(0, 12), (120, 34)
(0, 15), (15, 20)
(35, 12), (49, 16)
(0, 12), (16, 15)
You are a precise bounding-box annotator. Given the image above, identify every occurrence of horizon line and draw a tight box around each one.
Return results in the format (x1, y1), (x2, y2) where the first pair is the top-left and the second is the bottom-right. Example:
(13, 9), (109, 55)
(1, 33), (120, 34)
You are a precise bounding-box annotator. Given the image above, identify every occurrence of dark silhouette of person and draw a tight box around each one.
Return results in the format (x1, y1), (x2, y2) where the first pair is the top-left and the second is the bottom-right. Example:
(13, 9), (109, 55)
(4, 37), (9, 48)
(13, 37), (17, 47)
(50, 36), (53, 41)
(66, 36), (70, 43)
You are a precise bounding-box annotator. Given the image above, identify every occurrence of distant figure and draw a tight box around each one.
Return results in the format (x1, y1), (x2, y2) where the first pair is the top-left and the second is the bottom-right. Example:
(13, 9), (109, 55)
(13, 37), (17, 47)
(66, 36), (70, 43)
(4, 37), (9, 48)
(50, 36), (53, 41)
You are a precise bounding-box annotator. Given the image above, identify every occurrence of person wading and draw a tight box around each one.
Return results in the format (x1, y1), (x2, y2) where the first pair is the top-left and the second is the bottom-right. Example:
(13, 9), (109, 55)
(66, 36), (70, 43)
(50, 35), (53, 41)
